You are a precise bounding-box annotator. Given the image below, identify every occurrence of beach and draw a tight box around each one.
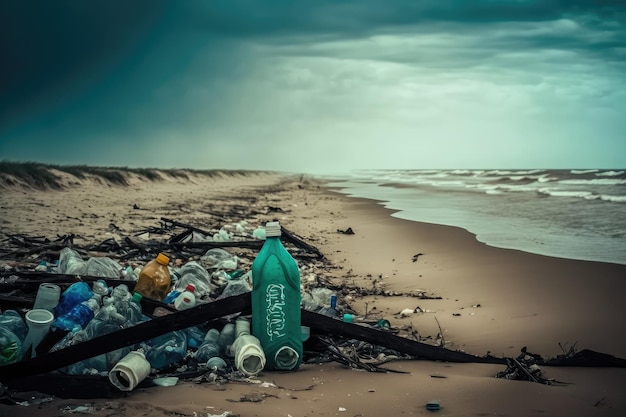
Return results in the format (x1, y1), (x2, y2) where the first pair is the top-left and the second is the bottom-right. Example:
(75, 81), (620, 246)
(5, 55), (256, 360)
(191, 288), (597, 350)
(1, 169), (626, 417)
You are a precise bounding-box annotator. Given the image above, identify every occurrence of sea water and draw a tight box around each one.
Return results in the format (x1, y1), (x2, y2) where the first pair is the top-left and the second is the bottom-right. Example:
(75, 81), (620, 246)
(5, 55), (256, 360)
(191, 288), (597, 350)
(325, 169), (626, 265)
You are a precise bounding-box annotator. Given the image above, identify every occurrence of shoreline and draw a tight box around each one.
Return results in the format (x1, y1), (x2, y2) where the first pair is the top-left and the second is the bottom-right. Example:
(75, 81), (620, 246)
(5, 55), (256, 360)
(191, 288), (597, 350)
(1, 172), (625, 416)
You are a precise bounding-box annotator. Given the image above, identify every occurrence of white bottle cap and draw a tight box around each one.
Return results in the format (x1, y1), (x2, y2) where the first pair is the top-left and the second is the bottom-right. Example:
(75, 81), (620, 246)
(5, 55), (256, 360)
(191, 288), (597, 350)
(265, 221), (281, 237)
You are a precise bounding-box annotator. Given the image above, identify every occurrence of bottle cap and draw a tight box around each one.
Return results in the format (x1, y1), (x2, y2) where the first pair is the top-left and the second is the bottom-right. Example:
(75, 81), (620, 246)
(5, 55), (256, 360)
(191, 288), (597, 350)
(185, 283), (196, 293)
(131, 292), (142, 304)
(156, 253), (170, 265)
(265, 221), (281, 238)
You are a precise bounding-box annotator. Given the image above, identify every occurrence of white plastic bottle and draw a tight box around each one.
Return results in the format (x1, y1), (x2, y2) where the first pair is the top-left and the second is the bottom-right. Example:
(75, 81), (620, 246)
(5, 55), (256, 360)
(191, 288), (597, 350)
(174, 284), (196, 310)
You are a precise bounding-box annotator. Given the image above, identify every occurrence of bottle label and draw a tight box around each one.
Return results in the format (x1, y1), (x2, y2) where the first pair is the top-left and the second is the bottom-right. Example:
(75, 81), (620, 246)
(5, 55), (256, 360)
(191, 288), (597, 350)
(266, 283), (286, 341)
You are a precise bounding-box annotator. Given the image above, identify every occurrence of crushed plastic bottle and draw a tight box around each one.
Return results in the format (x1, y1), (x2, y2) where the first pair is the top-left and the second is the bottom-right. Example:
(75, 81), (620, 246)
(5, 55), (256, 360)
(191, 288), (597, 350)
(0, 310), (28, 342)
(54, 282), (94, 318)
(144, 330), (188, 370)
(173, 261), (213, 298)
(0, 326), (23, 365)
(218, 273), (252, 299)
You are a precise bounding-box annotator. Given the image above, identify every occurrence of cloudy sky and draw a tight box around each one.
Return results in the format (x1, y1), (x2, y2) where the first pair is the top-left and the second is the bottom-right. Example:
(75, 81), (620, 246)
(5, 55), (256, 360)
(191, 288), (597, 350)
(1, 1), (625, 174)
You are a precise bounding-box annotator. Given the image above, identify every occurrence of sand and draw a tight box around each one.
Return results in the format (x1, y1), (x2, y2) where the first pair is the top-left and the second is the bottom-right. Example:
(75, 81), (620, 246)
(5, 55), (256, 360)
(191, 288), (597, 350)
(1, 171), (625, 417)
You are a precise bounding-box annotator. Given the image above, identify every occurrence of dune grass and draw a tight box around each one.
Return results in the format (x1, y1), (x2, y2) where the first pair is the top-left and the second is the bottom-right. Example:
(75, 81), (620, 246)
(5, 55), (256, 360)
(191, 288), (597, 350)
(0, 160), (271, 190)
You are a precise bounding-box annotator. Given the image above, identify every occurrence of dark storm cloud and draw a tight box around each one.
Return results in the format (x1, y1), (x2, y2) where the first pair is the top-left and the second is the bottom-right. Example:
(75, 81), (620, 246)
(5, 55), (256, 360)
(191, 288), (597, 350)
(2, 1), (623, 114)
(1, 0), (624, 169)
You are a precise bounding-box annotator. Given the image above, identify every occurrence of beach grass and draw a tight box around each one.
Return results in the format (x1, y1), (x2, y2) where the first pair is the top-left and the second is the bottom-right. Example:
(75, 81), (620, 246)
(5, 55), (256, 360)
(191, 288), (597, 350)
(0, 160), (271, 190)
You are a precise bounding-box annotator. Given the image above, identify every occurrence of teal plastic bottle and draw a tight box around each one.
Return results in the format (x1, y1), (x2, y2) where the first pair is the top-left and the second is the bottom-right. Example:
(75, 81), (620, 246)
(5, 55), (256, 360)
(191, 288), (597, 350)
(251, 221), (302, 371)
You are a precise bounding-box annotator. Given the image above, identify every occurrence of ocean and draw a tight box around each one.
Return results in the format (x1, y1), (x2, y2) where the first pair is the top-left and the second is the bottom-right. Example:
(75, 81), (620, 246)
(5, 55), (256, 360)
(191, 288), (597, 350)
(324, 169), (626, 265)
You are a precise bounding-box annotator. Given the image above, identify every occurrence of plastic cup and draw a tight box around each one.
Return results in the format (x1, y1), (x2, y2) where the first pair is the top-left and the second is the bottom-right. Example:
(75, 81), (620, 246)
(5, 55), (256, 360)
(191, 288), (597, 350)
(33, 283), (61, 312)
(109, 350), (152, 391)
(23, 309), (54, 358)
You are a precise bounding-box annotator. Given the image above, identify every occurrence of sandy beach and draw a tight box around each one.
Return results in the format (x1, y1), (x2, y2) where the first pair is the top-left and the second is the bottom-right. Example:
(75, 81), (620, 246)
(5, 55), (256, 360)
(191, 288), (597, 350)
(1, 169), (625, 417)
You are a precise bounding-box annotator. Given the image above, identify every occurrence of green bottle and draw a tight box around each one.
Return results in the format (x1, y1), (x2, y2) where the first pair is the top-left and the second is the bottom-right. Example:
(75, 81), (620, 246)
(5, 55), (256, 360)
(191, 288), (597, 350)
(251, 221), (302, 371)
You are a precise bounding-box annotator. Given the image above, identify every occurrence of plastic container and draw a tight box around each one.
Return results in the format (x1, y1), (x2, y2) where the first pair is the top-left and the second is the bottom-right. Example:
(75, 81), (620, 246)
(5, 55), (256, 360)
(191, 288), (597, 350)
(58, 247), (86, 275)
(174, 284), (196, 310)
(173, 261), (212, 298)
(194, 328), (221, 363)
(0, 310), (28, 342)
(134, 253), (171, 301)
(218, 323), (236, 356)
(22, 309), (54, 358)
(125, 292), (143, 326)
(230, 318), (266, 376)
(33, 283), (61, 312)
(0, 326), (22, 365)
(144, 330), (187, 370)
(53, 296), (101, 332)
(251, 221), (303, 371)
(54, 282), (94, 318)
(109, 350), (151, 391)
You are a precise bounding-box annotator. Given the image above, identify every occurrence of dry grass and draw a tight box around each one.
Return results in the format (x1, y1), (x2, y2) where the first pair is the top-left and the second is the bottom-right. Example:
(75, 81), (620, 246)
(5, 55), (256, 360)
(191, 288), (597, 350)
(0, 160), (273, 190)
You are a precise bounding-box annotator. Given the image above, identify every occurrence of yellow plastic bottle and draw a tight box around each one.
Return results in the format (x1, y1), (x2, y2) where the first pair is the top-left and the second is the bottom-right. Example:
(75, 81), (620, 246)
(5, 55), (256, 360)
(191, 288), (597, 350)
(134, 253), (171, 301)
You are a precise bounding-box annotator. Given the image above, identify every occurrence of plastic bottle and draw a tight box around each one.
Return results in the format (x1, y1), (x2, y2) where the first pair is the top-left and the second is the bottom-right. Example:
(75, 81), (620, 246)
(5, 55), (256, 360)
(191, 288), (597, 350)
(251, 221), (303, 371)
(144, 330), (187, 370)
(174, 284), (196, 310)
(0, 310), (28, 343)
(134, 253), (171, 301)
(194, 328), (221, 363)
(54, 282), (94, 318)
(218, 323), (236, 356)
(125, 292), (144, 326)
(230, 318), (266, 376)
(53, 295), (101, 332)
(173, 261), (212, 298)
(0, 326), (23, 365)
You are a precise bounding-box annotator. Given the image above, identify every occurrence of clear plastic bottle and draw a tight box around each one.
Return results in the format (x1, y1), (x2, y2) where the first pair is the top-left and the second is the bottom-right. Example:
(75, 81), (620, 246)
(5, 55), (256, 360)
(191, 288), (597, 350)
(194, 328), (221, 363)
(144, 330), (187, 370)
(174, 284), (197, 310)
(134, 253), (171, 301)
(125, 292), (144, 326)
(251, 221), (302, 371)
(173, 261), (212, 298)
(218, 323), (236, 356)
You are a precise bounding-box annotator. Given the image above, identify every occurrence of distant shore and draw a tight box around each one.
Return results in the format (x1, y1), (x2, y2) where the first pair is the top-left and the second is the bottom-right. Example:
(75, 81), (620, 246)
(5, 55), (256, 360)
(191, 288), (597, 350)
(1, 164), (625, 417)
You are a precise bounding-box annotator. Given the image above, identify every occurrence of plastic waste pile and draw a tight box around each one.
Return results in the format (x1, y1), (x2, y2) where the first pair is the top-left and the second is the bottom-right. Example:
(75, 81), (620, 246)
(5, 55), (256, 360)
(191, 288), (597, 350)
(0, 220), (358, 393)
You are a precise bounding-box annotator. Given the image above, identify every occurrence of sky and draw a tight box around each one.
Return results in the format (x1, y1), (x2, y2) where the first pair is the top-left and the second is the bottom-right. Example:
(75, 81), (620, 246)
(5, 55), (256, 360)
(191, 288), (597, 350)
(1, 1), (625, 174)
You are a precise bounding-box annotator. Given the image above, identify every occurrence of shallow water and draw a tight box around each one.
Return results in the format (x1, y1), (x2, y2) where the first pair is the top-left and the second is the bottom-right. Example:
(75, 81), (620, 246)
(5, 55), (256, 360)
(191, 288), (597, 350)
(324, 169), (626, 265)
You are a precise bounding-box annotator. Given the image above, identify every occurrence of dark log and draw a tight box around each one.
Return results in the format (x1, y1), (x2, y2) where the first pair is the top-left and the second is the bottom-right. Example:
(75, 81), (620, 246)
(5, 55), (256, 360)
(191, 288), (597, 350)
(280, 226), (324, 259)
(540, 349), (626, 368)
(160, 217), (213, 236)
(301, 310), (506, 365)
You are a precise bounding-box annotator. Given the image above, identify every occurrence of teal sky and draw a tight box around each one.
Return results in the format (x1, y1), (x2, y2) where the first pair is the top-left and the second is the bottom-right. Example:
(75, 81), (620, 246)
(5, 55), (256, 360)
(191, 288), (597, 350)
(1, 1), (625, 174)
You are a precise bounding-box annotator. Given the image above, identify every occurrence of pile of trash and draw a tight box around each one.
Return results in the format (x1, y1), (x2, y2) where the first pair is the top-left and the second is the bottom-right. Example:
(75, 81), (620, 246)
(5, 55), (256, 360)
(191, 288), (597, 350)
(0, 219), (405, 400)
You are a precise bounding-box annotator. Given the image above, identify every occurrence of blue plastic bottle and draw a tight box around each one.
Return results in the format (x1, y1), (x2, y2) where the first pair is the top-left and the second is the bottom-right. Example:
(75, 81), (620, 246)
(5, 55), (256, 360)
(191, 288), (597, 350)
(53, 296), (100, 332)
(251, 221), (302, 371)
(54, 282), (94, 318)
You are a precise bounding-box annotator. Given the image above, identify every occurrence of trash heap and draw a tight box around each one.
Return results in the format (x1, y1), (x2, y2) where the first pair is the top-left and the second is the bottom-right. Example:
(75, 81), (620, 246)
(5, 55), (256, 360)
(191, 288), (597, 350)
(1, 219), (414, 398)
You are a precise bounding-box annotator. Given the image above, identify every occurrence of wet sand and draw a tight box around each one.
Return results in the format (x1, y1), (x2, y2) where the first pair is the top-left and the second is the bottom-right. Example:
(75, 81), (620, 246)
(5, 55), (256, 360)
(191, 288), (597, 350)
(1, 171), (625, 416)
